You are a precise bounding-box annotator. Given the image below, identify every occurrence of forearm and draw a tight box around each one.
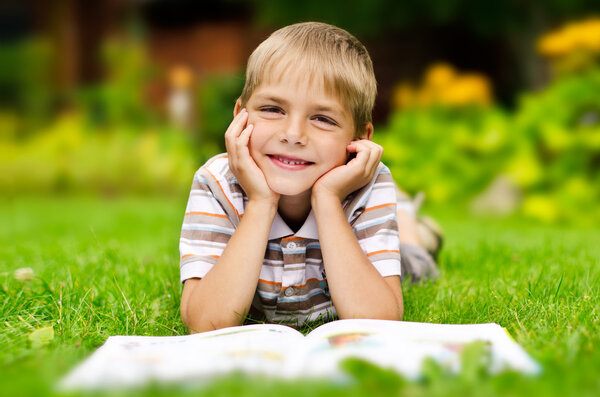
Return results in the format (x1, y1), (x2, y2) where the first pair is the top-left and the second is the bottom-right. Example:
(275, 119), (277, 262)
(312, 195), (403, 320)
(185, 200), (277, 332)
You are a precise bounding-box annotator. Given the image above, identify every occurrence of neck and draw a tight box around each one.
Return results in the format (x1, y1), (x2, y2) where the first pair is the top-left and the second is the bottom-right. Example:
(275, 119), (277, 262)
(278, 190), (312, 232)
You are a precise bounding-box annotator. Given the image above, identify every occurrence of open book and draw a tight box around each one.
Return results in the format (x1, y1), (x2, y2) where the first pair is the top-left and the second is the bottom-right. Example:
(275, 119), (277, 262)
(60, 319), (540, 390)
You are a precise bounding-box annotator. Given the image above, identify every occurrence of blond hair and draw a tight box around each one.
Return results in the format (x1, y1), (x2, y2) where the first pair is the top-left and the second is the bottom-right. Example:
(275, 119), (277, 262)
(239, 22), (377, 136)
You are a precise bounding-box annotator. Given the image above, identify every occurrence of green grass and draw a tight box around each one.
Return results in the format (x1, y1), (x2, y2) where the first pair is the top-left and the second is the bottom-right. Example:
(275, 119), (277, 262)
(1, 195), (599, 396)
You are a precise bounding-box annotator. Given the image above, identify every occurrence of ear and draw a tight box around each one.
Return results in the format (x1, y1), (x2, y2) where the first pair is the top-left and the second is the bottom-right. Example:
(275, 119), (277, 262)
(233, 98), (243, 117)
(358, 122), (374, 141)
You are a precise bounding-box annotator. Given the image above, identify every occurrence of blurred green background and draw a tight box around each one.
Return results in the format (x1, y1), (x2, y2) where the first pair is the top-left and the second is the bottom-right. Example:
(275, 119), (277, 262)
(1, 0), (600, 223)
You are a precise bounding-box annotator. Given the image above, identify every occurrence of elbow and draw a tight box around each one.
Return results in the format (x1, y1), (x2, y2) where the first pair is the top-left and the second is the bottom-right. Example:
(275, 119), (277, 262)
(181, 301), (211, 334)
(183, 309), (218, 334)
(397, 303), (404, 321)
(183, 313), (218, 334)
(181, 303), (202, 333)
(338, 306), (403, 322)
(183, 308), (244, 334)
(396, 292), (404, 321)
(380, 306), (403, 321)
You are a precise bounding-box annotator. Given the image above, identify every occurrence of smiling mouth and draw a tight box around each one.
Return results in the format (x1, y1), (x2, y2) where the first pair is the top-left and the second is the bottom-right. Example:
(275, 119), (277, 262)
(268, 154), (314, 167)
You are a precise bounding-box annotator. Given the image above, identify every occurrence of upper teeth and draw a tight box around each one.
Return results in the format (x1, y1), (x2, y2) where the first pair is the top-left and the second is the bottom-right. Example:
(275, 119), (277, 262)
(278, 157), (306, 165)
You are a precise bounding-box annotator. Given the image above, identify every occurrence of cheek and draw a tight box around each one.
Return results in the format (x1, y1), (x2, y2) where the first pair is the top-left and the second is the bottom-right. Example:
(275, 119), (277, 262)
(325, 140), (351, 166)
(248, 125), (269, 159)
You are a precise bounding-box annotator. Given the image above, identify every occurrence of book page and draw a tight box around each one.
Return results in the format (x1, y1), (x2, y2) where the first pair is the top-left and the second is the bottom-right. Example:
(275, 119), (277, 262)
(290, 319), (539, 379)
(60, 324), (304, 390)
(61, 320), (540, 389)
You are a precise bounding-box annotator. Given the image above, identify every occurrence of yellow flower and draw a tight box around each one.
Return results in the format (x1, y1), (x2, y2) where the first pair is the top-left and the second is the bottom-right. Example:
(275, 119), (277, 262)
(538, 31), (573, 57)
(439, 74), (492, 107)
(169, 65), (194, 89)
(424, 63), (456, 89)
(538, 18), (600, 57)
(577, 19), (600, 52)
(392, 63), (493, 109)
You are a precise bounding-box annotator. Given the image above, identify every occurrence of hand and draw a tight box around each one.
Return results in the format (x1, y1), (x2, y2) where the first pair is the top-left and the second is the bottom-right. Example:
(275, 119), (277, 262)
(225, 109), (279, 205)
(312, 139), (383, 203)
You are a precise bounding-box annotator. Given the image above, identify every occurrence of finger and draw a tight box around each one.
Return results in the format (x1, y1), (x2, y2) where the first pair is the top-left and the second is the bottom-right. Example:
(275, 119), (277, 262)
(364, 142), (383, 174)
(347, 140), (370, 168)
(225, 108), (248, 139)
(225, 110), (248, 156)
(236, 124), (254, 155)
(349, 140), (379, 179)
(358, 142), (377, 178)
(231, 125), (256, 178)
(228, 109), (248, 142)
(226, 115), (249, 171)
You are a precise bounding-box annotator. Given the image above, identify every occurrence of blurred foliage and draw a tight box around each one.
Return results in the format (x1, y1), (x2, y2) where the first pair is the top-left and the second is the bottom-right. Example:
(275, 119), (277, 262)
(512, 67), (600, 223)
(250, 0), (600, 38)
(377, 106), (512, 205)
(195, 73), (244, 154)
(378, 65), (600, 224)
(0, 112), (197, 196)
(0, 37), (56, 134)
(77, 37), (157, 127)
(393, 63), (493, 109)
(0, 37), (212, 197)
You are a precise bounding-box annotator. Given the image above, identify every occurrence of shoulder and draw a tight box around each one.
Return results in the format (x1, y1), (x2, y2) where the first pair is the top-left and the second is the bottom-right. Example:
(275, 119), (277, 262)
(192, 153), (246, 223)
(344, 162), (397, 221)
(194, 153), (241, 192)
(196, 153), (231, 180)
(373, 162), (395, 184)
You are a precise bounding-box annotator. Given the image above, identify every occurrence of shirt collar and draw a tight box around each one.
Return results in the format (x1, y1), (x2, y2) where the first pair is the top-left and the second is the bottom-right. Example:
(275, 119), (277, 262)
(268, 211), (319, 240)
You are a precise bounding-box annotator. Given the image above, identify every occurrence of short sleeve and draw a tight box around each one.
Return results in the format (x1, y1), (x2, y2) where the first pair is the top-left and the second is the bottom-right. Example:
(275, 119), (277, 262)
(352, 167), (401, 277)
(179, 169), (235, 283)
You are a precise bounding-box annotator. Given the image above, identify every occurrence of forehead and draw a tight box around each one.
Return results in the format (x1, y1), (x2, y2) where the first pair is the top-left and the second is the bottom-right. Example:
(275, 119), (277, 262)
(257, 60), (350, 113)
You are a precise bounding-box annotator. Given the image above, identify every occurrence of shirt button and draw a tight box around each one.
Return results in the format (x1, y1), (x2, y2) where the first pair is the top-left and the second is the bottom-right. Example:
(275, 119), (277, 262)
(286, 242), (297, 249)
(284, 287), (295, 297)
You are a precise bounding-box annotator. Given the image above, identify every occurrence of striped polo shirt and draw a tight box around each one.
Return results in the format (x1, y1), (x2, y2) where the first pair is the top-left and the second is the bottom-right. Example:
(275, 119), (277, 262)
(180, 154), (401, 327)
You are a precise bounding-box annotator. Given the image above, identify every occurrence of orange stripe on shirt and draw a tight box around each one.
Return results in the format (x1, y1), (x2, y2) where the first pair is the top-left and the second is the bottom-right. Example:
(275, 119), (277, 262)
(201, 154), (228, 169)
(282, 236), (304, 242)
(258, 279), (282, 286)
(185, 211), (228, 218)
(367, 249), (400, 257)
(182, 253), (220, 260)
(205, 167), (241, 219)
(363, 203), (396, 213)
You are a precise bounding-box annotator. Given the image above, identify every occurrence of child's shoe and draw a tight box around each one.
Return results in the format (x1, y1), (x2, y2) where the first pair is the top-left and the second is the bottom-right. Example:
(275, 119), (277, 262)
(395, 187), (444, 282)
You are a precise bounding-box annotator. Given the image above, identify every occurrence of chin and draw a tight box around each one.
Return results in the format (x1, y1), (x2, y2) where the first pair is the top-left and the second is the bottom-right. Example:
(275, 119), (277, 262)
(267, 179), (313, 197)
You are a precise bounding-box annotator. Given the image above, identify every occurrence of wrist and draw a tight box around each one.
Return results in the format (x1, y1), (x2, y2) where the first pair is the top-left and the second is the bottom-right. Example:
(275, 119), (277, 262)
(246, 197), (279, 218)
(311, 190), (343, 214)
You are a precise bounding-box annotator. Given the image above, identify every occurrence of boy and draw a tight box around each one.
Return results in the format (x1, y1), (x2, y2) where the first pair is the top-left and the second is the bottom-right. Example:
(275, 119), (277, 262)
(179, 22), (432, 333)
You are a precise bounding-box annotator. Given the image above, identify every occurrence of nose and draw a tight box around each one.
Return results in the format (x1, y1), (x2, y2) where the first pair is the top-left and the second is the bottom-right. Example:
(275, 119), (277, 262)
(280, 116), (307, 145)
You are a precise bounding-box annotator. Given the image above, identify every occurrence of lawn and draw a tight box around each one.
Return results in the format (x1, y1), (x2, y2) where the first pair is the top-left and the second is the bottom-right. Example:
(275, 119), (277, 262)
(1, 195), (599, 396)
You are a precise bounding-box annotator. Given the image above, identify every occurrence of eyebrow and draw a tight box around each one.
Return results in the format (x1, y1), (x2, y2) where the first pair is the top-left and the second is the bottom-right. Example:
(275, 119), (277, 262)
(253, 94), (288, 105)
(254, 94), (344, 115)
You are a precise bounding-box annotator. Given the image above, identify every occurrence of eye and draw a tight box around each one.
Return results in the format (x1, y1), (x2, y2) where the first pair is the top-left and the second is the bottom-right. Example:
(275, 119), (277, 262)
(259, 106), (283, 114)
(313, 115), (337, 126)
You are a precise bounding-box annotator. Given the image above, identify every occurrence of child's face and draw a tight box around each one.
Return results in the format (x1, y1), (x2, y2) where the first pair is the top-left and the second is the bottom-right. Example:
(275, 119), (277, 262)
(241, 72), (361, 198)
